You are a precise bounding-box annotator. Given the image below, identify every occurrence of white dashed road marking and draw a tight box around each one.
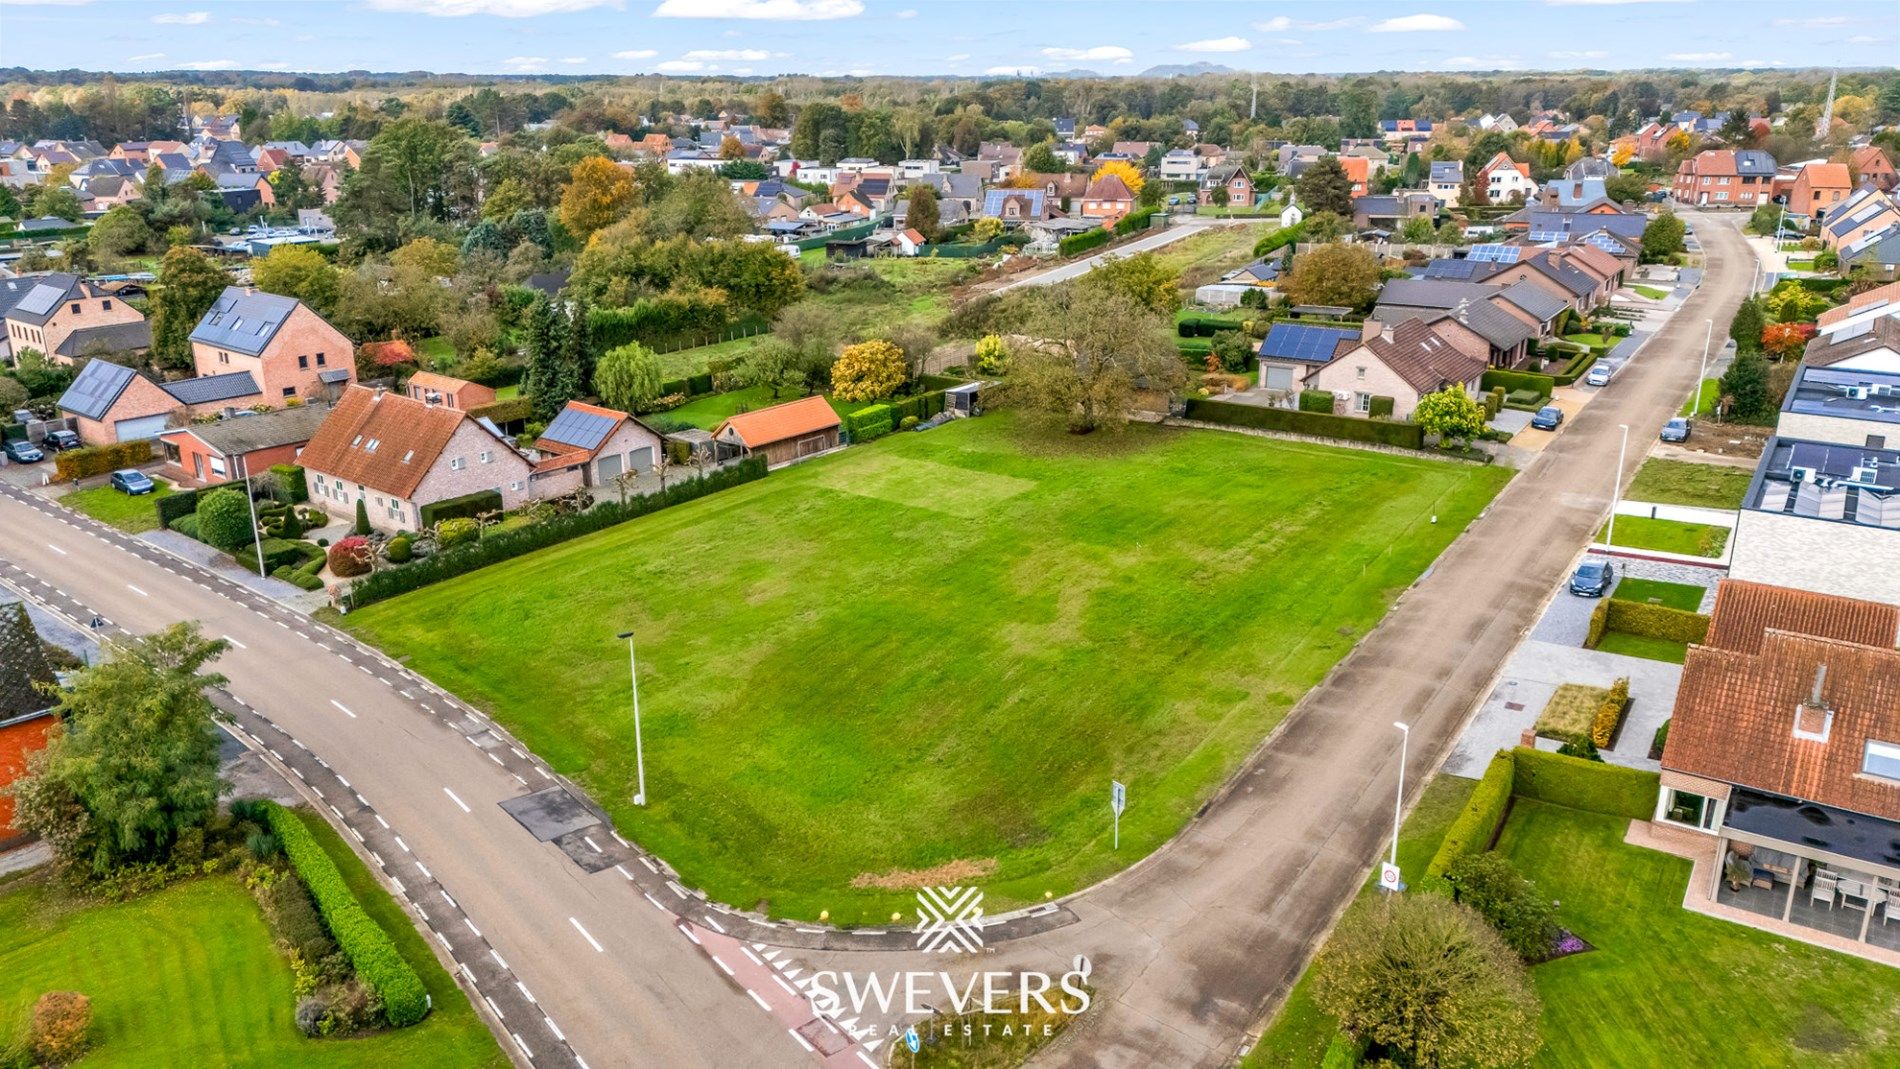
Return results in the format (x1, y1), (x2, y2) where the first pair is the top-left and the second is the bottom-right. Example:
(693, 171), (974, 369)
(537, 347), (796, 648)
(330, 699), (357, 719)
(222, 635), (246, 649)
(569, 916), (604, 953)
(443, 787), (471, 813)
(126, 583), (147, 596)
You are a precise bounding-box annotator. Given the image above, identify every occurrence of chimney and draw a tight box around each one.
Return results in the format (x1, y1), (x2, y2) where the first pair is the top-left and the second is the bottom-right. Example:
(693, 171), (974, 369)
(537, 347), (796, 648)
(1793, 663), (1832, 740)
(1361, 319), (1383, 342)
(372, 386), (385, 403)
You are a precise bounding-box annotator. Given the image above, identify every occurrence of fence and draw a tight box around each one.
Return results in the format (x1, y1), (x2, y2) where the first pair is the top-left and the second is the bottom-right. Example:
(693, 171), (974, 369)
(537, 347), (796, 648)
(646, 319), (771, 356)
(792, 218), (880, 251)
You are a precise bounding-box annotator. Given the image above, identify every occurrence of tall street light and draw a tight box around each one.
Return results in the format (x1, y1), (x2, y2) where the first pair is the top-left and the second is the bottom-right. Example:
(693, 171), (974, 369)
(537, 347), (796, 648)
(1390, 721), (1409, 872)
(236, 454), (266, 579)
(1696, 317), (1714, 416)
(616, 630), (648, 806)
(1607, 423), (1630, 547)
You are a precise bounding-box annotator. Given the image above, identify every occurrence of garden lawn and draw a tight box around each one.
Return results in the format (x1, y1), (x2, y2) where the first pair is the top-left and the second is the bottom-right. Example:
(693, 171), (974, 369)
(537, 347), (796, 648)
(1594, 630), (1688, 663)
(1626, 458), (1752, 510)
(1633, 285), (1671, 300)
(664, 387), (878, 430)
(414, 336), (455, 368)
(1610, 578), (1705, 612)
(1596, 515), (1729, 558)
(343, 415), (1509, 924)
(1495, 801), (1900, 1068)
(0, 870), (501, 1069)
(1241, 775), (1480, 1067)
(61, 479), (175, 533)
(1680, 377), (1720, 417)
(1562, 333), (1608, 349)
(493, 384), (520, 400)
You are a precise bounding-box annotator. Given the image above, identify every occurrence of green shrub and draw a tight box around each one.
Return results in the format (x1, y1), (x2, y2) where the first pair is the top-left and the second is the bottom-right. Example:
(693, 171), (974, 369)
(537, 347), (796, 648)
(1511, 747), (1659, 819)
(1443, 853), (1560, 962)
(1298, 389), (1335, 413)
(1185, 397), (1425, 449)
(167, 513), (201, 539)
(52, 439), (153, 482)
(327, 536), (374, 578)
(1591, 676), (1631, 748)
(2, 422), (26, 442)
(1112, 205), (1161, 236)
(435, 517), (478, 548)
(1177, 313), (1247, 338)
(197, 488), (256, 550)
(1604, 600), (1709, 644)
(842, 404), (894, 442)
(1367, 395), (1395, 419)
(269, 464), (308, 503)
(346, 456), (768, 607)
(263, 805), (429, 1027)
(1059, 228), (1111, 256)
(1503, 388), (1542, 408)
(1426, 751), (1515, 880)
(155, 479), (238, 526)
(242, 538), (319, 573)
(1478, 369), (1555, 399)
(899, 415), (919, 430)
(385, 535), (413, 563)
(417, 489), (502, 529)
(352, 499), (370, 537)
(1585, 600), (1610, 648)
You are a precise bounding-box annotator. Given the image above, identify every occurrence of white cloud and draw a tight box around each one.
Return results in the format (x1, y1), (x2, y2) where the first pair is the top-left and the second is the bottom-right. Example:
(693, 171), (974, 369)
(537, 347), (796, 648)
(1773, 16), (1847, 26)
(179, 58), (238, 70)
(683, 48), (771, 60)
(152, 10), (210, 24)
(1547, 0), (1688, 5)
(1547, 50), (1609, 60)
(1666, 51), (1733, 62)
(560, 56), (587, 63)
(656, 59), (709, 71)
(1446, 55), (1524, 70)
(128, 52), (166, 61)
(367, 0), (620, 15)
(946, 52), (970, 62)
(1370, 14), (1464, 32)
(613, 48), (658, 58)
(1176, 36), (1250, 53)
(984, 65), (1040, 76)
(1846, 34), (1883, 44)
(652, 0), (862, 19)
(1252, 15), (1361, 31)
(230, 15), (280, 25)
(502, 56), (549, 70)
(256, 62), (292, 71)
(1040, 45), (1134, 64)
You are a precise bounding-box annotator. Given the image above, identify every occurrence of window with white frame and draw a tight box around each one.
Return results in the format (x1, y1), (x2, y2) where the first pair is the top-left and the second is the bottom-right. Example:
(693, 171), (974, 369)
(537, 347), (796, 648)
(450, 456), (465, 471)
(1354, 392), (1371, 413)
(1864, 740), (1900, 780)
(480, 450), (492, 464)
(509, 480), (523, 492)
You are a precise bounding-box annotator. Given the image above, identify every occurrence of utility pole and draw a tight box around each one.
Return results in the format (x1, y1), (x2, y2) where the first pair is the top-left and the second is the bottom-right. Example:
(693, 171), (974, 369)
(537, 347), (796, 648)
(1817, 69), (1837, 140)
(1250, 75), (1257, 122)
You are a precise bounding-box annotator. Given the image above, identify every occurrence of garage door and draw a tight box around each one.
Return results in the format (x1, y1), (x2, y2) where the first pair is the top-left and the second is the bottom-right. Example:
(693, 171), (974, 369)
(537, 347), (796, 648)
(596, 452), (623, 482)
(1263, 366), (1295, 392)
(114, 414), (169, 442)
(626, 446), (654, 472)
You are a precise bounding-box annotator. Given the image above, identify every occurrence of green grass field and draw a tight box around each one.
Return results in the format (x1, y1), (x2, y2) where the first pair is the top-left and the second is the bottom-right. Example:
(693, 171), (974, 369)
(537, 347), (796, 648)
(1248, 795), (1900, 1067)
(1597, 515), (1729, 558)
(664, 387), (875, 430)
(0, 833), (501, 1068)
(1626, 458), (1752, 510)
(1594, 630), (1689, 663)
(1633, 285), (1671, 301)
(1679, 377), (1720, 417)
(1610, 577), (1706, 612)
(343, 415), (1509, 923)
(61, 479), (175, 533)
(1563, 333), (1608, 349)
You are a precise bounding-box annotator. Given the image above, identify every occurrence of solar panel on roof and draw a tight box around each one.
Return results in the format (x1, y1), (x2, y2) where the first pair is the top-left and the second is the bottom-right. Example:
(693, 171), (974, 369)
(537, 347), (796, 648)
(542, 406), (616, 450)
(1261, 324), (1358, 363)
(1466, 244), (1522, 263)
(15, 284), (63, 317)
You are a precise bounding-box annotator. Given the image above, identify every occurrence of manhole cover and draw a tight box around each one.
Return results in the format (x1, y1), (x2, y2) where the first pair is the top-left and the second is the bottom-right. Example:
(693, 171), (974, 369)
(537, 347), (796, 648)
(1504, 702), (1526, 712)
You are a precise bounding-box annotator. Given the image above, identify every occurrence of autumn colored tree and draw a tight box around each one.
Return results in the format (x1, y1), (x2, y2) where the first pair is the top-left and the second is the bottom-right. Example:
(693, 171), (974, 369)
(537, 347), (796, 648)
(1761, 321), (1814, 360)
(1282, 243), (1381, 312)
(557, 155), (636, 242)
(831, 340), (907, 402)
(1090, 159), (1145, 196)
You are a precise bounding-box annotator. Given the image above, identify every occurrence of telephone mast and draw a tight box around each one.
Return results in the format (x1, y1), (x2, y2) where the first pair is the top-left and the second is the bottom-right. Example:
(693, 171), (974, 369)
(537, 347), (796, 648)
(1817, 69), (1837, 140)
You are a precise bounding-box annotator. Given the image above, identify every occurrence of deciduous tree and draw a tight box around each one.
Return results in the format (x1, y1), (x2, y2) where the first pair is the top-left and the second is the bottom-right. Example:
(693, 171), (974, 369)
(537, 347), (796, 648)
(831, 339), (907, 402)
(1414, 386), (1488, 445)
(1002, 285), (1183, 434)
(1281, 243), (1380, 311)
(906, 183), (940, 241)
(594, 341), (664, 412)
(1080, 251), (1180, 317)
(1641, 212), (1685, 262)
(251, 243), (339, 315)
(1721, 349), (1773, 421)
(1090, 159), (1145, 196)
(558, 155), (637, 242)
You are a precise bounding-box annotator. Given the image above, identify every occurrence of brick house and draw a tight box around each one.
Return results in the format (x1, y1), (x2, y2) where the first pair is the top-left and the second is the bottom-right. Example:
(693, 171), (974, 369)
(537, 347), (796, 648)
(299, 385), (560, 534)
(191, 287), (355, 406)
(405, 371), (497, 411)
(2, 273), (149, 366)
(1787, 162), (1853, 222)
(713, 395), (841, 467)
(57, 360), (271, 446)
(1079, 173), (1135, 226)
(533, 401), (666, 487)
(1338, 155), (1371, 197)
(1673, 149), (1777, 208)
(1305, 319), (1487, 420)
(1198, 163), (1253, 207)
(1851, 146), (1898, 193)
(159, 401), (330, 487)
(1475, 152), (1537, 205)
(0, 601), (57, 851)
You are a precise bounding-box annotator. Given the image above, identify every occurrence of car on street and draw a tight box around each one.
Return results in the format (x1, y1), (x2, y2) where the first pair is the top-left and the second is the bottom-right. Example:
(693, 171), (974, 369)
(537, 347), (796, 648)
(3, 439), (45, 463)
(1661, 418), (1691, 443)
(109, 469), (156, 495)
(1585, 363), (1613, 387)
(1569, 559), (1616, 597)
(40, 429), (81, 452)
(1531, 405), (1564, 431)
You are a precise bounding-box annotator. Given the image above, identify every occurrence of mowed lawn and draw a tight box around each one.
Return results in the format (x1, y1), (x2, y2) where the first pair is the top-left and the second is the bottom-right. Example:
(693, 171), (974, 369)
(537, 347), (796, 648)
(0, 870), (502, 1069)
(61, 479), (174, 533)
(345, 416), (1509, 922)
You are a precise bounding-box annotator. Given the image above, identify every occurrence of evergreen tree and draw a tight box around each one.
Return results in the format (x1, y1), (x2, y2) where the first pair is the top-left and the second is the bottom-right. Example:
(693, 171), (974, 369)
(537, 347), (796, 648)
(353, 498), (371, 537)
(523, 294), (564, 422)
(1295, 157), (1354, 217)
(150, 246), (231, 371)
(1722, 349), (1773, 421)
(1729, 296), (1766, 354)
(906, 184), (941, 241)
(560, 298), (591, 399)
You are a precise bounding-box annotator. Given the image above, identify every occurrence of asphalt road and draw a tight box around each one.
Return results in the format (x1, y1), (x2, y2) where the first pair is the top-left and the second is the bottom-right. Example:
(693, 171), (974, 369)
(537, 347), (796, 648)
(0, 492), (807, 1069)
(989, 216), (1226, 293)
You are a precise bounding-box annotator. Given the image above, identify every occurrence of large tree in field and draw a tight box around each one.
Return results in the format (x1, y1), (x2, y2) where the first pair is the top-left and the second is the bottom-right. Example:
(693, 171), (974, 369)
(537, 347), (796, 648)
(1295, 156), (1355, 217)
(557, 155), (636, 242)
(6, 623), (231, 877)
(1003, 285), (1184, 434)
(1282, 243), (1381, 312)
(1312, 894), (1542, 1069)
(1080, 251), (1181, 317)
(150, 246), (230, 371)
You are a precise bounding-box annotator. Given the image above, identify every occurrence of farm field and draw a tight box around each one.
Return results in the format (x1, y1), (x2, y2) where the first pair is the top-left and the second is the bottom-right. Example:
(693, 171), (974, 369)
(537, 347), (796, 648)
(343, 414), (1510, 923)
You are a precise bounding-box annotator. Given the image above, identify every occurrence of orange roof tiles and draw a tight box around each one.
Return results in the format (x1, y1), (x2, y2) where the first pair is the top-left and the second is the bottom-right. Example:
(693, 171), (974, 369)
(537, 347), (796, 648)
(298, 385), (476, 499)
(716, 395), (840, 448)
(1702, 580), (1899, 654)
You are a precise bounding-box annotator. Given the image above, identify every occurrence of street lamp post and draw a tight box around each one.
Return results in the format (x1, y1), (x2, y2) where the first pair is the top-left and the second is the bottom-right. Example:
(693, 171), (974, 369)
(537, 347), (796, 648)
(1607, 423), (1630, 546)
(236, 455), (266, 579)
(616, 630), (648, 806)
(1391, 721), (1409, 871)
(1696, 317), (1714, 416)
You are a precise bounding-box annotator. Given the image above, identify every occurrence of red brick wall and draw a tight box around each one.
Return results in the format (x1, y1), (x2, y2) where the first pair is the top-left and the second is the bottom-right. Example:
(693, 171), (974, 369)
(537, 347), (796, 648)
(0, 714), (55, 847)
(192, 304), (355, 405)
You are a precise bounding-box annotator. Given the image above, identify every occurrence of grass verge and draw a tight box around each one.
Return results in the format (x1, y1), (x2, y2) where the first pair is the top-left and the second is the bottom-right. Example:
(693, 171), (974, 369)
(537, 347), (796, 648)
(1596, 515), (1729, 558)
(1610, 578), (1705, 612)
(1633, 285), (1670, 300)
(1626, 458), (1751, 509)
(1594, 631), (1689, 663)
(61, 479), (175, 533)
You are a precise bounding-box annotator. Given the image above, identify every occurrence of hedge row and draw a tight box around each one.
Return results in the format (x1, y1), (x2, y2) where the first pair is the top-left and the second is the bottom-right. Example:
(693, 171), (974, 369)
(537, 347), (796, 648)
(1254, 223), (1304, 255)
(1297, 389), (1334, 413)
(346, 455), (768, 608)
(2, 423), (24, 442)
(1585, 599), (1610, 649)
(156, 478), (238, 526)
(417, 488), (503, 529)
(1511, 747), (1659, 820)
(883, 390), (945, 424)
(1479, 369), (1554, 401)
(1178, 314), (1248, 338)
(1059, 229), (1111, 257)
(263, 804), (430, 1027)
(1425, 751), (1515, 880)
(1368, 395), (1396, 419)
(1112, 205), (1162, 236)
(467, 396), (532, 426)
(53, 439), (154, 481)
(659, 372), (716, 399)
(269, 464), (308, 503)
(1550, 346), (1600, 386)
(917, 373), (973, 391)
(1605, 599), (1711, 645)
(241, 538), (324, 574)
(1184, 397), (1425, 449)
(843, 404), (894, 442)
(1591, 677), (1632, 749)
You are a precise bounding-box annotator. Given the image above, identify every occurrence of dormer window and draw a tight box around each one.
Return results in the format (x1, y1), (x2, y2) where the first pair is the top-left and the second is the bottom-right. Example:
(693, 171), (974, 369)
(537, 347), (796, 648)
(1865, 741), (1900, 780)
(350, 435), (362, 447)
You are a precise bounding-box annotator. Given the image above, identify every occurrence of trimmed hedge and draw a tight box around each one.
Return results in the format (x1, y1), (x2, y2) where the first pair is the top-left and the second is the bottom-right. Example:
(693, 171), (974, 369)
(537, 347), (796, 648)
(1112, 205), (1162, 236)
(1426, 751), (1515, 880)
(167, 513), (201, 539)
(1059, 229), (1111, 256)
(417, 488), (503, 529)
(2, 423), (24, 443)
(1367, 395), (1395, 419)
(1297, 389), (1335, 413)
(1479, 369), (1554, 401)
(263, 804), (429, 1027)
(1586, 600), (1610, 649)
(1551, 346), (1599, 386)
(53, 439), (154, 481)
(1591, 677), (1632, 748)
(918, 373), (974, 391)
(1184, 397), (1426, 449)
(242, 538), (323, 574)
(467, 396), (532, 425)
(156, 478), (238, 526)
(1178, 314), (1248, 338)
(346, 456), (768, 608)
(842, 404), (894, 442)
(883, 390), (946, 424)
(1511, 747), (1660, 819)
(1604, 599), (1710, 645)
(269, 464), (308, 503)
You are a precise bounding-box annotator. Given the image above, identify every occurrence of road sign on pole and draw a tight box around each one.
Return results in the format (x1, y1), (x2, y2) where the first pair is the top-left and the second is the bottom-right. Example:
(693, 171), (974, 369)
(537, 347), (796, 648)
(1111, 780), (1126, 850)
(1379, 862), (1404, 894)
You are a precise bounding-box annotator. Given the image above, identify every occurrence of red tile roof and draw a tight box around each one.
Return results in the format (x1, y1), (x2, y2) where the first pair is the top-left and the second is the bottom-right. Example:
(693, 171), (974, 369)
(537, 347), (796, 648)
(1702, 580), (1899, 655)
(298, 385), (482, 499)
(1361, 319), (1488, 394)
(1817, 279), (1900, 328)
(716, 395), (840, 448)
(1084, 174), (1133, 202)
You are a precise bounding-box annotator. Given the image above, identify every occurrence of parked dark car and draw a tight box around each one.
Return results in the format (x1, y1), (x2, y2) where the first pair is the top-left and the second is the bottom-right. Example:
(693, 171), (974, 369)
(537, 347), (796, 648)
(3, 439), (44, 463)
(109, 469), (156, 495)
(40, 429), (82, 452)
(1570, 559), (1616, 597)
(1661, 418), (1691, 443)
(1531, 405), (1564, 431)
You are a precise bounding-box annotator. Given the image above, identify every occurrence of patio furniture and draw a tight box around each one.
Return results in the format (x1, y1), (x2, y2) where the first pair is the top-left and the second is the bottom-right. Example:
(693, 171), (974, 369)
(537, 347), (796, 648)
(1753, 847), (1799, 883)
(1811, 876), (1837, 909)
(1879, 890), (1898, 925)
(1751, 868), (1776, 891)
(1837, 879), (1873, 913)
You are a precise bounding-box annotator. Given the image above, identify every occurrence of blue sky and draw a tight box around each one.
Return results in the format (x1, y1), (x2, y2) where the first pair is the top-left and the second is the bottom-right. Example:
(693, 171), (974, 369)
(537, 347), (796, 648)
(0, 1), (1890, 78)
